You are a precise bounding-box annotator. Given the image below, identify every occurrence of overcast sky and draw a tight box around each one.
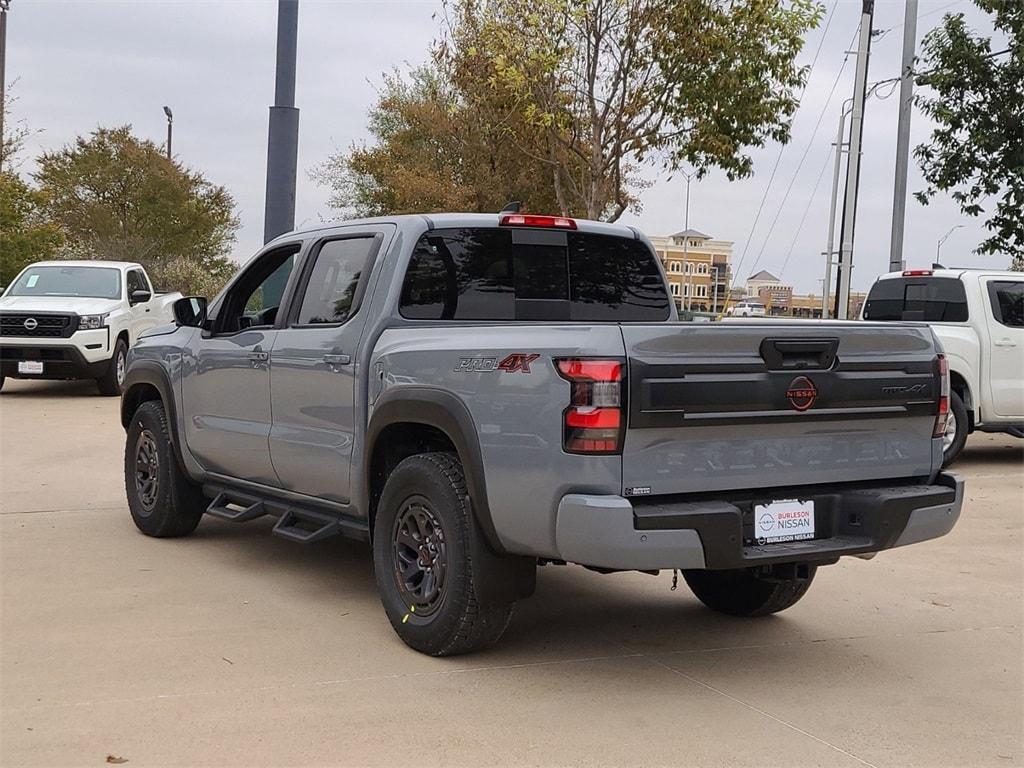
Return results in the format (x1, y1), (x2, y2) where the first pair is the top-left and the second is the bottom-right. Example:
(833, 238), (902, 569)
(9, 0), (1005, 293)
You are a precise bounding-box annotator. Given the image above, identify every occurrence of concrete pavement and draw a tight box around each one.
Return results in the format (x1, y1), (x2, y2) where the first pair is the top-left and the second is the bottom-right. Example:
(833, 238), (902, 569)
(1, 378), (1022, 767)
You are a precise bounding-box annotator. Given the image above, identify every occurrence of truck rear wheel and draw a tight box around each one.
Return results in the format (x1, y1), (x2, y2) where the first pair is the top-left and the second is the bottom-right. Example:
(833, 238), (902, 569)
(683, 564), (816, 617)
(97, 338), (128, 396)
(372, 452), (514, 656)
(942, 390), (969, 466)
(124, 400), (205, 537)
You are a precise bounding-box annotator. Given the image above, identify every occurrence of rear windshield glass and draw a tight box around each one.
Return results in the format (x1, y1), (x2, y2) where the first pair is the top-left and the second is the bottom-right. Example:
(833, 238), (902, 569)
(863, 277), (968, 322)
(6, 265), (122, 300)
(399, 227), (671, 321)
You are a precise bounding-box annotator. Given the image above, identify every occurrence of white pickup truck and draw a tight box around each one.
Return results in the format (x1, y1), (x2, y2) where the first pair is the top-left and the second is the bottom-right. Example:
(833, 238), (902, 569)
(863, 268), (1024, 464)
(0, 261), (180, 395)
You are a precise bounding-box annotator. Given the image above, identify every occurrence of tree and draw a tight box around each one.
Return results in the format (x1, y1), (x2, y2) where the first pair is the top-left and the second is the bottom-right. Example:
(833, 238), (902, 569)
(33, 126), (240, 294)
(321, 0), (820, 222)
(314, 64), (565, 217)
(914, 0), (1023, 270)
(0, 171), (64, 284)
(1, 82), (35, 173)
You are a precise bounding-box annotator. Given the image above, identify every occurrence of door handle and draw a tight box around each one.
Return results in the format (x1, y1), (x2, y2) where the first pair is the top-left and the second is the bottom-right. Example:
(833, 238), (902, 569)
(247, 350), (269, 368)
(994, 339), (1017, 347)
(323, 353), (351, 368)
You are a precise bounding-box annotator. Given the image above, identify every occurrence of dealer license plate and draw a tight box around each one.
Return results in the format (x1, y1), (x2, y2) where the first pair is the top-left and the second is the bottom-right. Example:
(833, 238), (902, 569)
(753, 499), (815, 544)
(17, 361), (44, 375)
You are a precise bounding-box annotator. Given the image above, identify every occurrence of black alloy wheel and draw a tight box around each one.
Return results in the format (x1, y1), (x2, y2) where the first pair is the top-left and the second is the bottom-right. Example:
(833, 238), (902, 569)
(392, 496), (449, 617)
(134, 429), (161, 514)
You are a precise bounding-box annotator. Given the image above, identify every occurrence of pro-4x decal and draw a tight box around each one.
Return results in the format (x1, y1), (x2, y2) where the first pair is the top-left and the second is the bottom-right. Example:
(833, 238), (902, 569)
(453, 353), (540, 374)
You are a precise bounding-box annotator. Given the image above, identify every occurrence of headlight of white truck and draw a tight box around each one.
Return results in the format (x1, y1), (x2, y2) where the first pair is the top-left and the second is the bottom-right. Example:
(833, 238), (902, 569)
(78, 313), (108, 330)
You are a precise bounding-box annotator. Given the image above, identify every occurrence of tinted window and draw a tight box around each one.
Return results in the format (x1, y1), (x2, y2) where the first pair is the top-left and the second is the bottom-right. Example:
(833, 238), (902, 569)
(7, 266), (121, 299)
(988, 280), (1023, 328)
(127, 270), (148, 295)
(296, 238), (373, 325)
(217, 247), (298, 334)
(399, 228), (670, 321)
(863, 277), (969, 322)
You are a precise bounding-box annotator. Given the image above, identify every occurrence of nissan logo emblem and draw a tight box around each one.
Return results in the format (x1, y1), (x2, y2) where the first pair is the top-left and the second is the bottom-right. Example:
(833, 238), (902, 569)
(23, 318), (38, 331)
(786, 375), (818, 411)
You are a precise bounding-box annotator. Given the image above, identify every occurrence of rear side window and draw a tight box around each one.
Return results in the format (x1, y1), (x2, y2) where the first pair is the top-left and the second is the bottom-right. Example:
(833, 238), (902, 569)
(399, 228), (670, 321)
(863, 277), (969, 322)
(296, 238), (374, 325)
(987, 280), (1023, 327)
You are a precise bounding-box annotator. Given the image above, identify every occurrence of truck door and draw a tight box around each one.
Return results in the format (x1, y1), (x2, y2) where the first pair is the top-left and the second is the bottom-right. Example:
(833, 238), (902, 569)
(126, 268), (158, 340)
(268, 230), (387, 504)
(981, 277), (1024, 419)
(181, 243), (302, 485)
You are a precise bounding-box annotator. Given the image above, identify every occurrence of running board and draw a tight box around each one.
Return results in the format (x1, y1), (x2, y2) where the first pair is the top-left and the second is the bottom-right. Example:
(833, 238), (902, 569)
(272, 508), (341, 544)
(206, 492), (268, 522)
(202, 484), (369, 544)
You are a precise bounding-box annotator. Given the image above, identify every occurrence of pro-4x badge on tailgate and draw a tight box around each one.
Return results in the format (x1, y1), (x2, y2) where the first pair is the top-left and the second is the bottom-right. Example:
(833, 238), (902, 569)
(454, 353), (540, 373)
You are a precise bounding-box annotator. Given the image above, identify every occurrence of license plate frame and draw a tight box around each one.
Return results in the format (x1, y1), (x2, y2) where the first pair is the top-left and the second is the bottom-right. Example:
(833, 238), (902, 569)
(752, 499), (815, 545)
(17, 360), (44, 375)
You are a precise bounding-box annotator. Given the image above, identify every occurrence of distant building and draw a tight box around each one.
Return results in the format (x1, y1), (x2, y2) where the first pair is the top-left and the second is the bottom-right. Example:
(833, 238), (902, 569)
(649, 229), (733, 312)
(740, 268), (866, 318)
(745, 269), (784, 297)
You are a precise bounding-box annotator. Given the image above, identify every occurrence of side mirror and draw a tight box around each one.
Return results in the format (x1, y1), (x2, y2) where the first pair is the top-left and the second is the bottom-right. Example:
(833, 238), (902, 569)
(173, 296), (208, 327)
(130, 289), (152, 305)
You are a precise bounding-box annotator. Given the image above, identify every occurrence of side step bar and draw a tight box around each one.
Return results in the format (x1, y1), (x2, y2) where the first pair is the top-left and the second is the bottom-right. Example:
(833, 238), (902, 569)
(202, 486), (369, 544)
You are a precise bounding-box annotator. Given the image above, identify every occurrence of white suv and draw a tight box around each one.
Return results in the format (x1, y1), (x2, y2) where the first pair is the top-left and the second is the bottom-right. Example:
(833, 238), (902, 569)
(727, 299), (767, 317)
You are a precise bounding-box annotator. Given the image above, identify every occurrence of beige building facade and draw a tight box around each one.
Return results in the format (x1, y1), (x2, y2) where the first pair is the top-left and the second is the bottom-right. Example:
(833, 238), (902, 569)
(648, 229), (734, 313)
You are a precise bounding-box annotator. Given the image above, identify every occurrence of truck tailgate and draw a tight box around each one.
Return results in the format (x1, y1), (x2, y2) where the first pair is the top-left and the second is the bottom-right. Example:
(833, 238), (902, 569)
(622, 323), (940, 496)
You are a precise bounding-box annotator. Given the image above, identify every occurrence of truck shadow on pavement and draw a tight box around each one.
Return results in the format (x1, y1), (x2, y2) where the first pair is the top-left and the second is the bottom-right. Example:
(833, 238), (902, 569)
(0, 380), (103, 398)
(186, 516), (820, 661)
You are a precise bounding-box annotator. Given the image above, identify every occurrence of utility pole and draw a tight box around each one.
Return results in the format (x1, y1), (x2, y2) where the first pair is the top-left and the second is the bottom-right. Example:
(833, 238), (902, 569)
(888, 0), (918, 273)
(834, 0), (875, 320)
(162, 106), (173, 160)
(822, 99), (853, 319)
(0, 0), (10, 168)
(264, 0), (299, 245)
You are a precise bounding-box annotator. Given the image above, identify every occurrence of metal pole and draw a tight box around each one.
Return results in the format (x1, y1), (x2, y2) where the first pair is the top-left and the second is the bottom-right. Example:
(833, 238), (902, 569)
(163, 106), (173, 160)
(682, 175), (690, 311)
(0, 1), (9, 168)
(936, 224), (963, 263)
(823, 100), (852, 320)
(834, 0), (875, 320)
(264, 0), (299, 245)
(888, 0), (918, 273)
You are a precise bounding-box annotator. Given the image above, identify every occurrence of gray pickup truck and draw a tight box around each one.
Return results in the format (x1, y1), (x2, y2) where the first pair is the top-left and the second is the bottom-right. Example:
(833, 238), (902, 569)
(121, 213), (964, 655)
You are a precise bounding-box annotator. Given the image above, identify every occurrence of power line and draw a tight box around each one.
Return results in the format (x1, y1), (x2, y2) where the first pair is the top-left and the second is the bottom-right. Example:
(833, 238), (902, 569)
(738, 24), (860, 284)
(873, 0), (964, 42)
(778, 146), (834, 281)
(729, 1), (841, 286)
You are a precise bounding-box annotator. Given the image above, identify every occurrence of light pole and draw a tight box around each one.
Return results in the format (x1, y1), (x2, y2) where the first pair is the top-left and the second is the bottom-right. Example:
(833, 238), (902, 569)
(936, 225), (963, 264)
(0, 0), (10, 168)
(680, 169), (696, 312)
(162, 106), (173, 160)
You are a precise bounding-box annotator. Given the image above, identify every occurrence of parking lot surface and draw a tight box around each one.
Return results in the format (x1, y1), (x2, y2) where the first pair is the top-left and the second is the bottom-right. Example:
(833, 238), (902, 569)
(1, 378), (1022, 767)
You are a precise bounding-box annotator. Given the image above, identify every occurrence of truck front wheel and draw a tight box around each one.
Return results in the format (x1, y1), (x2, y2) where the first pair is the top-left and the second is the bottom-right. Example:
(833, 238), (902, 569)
(97, 338), (128, 396)
(124, 400), (205, 537)
(683, 564), (817, 617)
(372, 452), (514, 656)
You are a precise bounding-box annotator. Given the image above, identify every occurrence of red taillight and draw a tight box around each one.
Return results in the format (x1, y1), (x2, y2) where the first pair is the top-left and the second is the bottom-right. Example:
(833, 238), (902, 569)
(499, 213), (578, 230)
(903, 269), (934, 277)
(934, 354), (950, 437)
(556, 358), (624, 454)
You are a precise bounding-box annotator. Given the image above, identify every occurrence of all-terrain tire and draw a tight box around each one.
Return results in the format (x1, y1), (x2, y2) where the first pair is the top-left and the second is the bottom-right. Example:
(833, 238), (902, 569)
(942, 390), (969, 467)
(124, 400), (205, 537)
(97, 337), (128, 396)
(373, 452), (514, 656)
(683, 565), (817, 617)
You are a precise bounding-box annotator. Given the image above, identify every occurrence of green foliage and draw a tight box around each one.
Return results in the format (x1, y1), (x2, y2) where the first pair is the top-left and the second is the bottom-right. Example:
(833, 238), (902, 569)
(914, 0), (1023, 269)
(314, 65), (564, 218)
(319, 0), (820, 222)
(0, 171), (64, 285)
(32, 126), (240, 293)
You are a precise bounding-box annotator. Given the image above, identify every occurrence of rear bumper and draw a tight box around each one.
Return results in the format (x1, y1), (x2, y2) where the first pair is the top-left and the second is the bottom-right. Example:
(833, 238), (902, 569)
(0, 341), (111, 380)
(554, 473), (964, 571)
